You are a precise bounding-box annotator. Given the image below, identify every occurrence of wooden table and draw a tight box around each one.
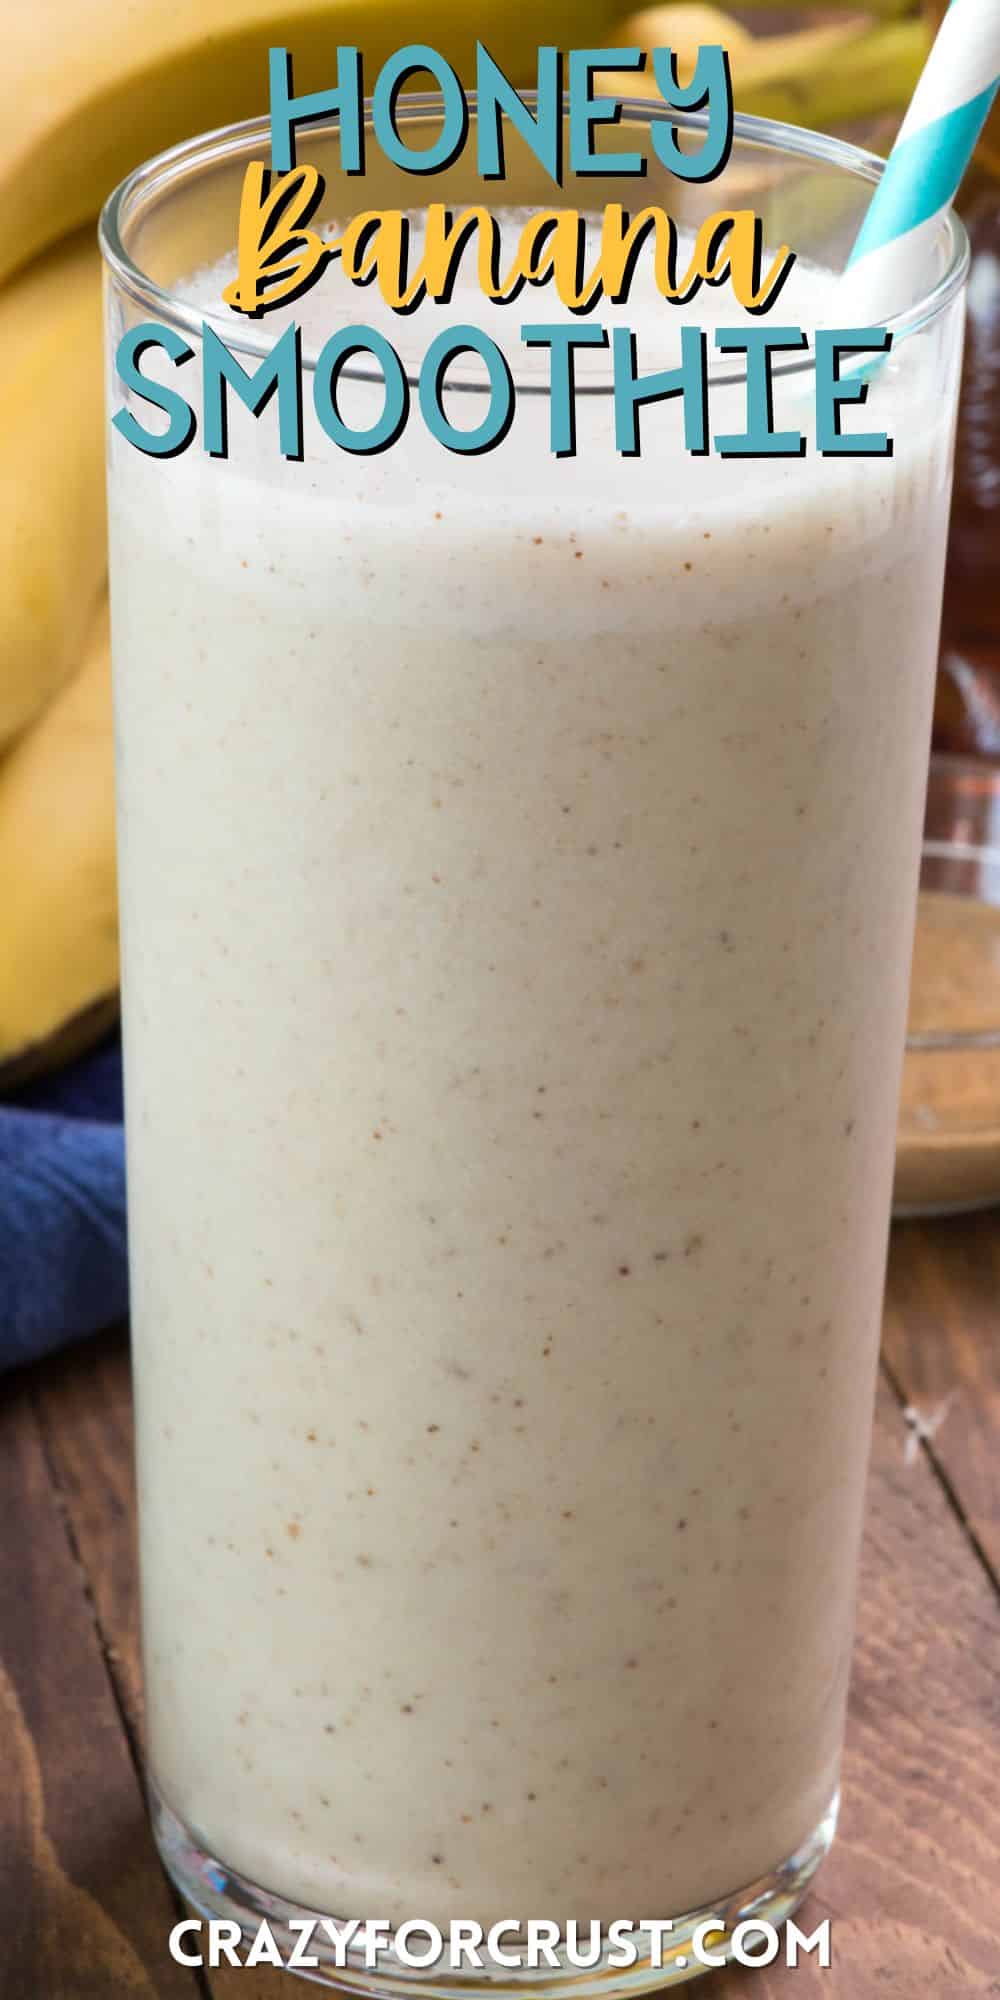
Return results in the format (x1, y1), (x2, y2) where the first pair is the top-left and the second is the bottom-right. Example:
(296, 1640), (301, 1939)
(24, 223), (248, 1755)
(2, 1216), (999, 2000)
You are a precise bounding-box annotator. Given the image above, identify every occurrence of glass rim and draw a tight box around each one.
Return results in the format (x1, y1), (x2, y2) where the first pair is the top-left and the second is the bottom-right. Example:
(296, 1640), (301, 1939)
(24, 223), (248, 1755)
(99, 95), (971, 394)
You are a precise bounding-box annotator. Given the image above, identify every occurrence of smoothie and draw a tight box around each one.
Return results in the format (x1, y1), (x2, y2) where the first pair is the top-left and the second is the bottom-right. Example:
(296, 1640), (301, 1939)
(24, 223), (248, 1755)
(108, 226), (958, 1932)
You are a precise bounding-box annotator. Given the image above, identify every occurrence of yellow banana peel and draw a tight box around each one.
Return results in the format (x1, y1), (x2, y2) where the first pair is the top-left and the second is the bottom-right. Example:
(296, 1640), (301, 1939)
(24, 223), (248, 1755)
(602, 10), (926, 127)
(0, 231), (105, 754)
(612, 7), (757, 74)
(733, 20), (872, 90)
(0, 597), (117, 1085)
(1, 0), (629, 286)
(734, 20), (927, 132)
(737, 0), (913, 13)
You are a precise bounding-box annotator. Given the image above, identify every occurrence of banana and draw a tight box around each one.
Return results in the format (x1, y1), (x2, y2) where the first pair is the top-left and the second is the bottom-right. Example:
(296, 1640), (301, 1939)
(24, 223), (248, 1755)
(601, 10), (925, 127)
(736, 0), (913, 13)
(0, 598), (117, 1086)
(1, 0), (629, 287)
(732, 20), (872, 89)
(611, 7), (757, 79)
(729, 20), (926, 132)
(0, 230), (105, 751)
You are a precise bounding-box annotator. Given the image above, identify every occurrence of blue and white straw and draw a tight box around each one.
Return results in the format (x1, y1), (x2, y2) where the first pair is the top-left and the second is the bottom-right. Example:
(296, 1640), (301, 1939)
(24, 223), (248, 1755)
(842, 0), (1000, 321)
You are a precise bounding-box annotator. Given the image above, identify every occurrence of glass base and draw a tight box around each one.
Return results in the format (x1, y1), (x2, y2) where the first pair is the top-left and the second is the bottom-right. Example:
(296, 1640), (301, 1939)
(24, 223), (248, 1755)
(150, 1775), (838, 1996)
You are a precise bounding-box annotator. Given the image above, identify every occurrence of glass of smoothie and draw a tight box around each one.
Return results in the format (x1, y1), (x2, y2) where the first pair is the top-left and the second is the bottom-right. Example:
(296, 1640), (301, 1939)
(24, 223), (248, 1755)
(100, 96), (967, 1992)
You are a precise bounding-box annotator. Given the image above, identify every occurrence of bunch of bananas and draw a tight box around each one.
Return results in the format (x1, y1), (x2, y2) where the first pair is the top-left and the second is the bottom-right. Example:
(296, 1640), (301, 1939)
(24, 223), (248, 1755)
(0, 0), (928, 1083)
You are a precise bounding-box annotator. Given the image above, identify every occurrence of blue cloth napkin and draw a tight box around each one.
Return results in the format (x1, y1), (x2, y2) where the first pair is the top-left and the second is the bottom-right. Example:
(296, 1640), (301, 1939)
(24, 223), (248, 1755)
(0, 1034), (128, 1371)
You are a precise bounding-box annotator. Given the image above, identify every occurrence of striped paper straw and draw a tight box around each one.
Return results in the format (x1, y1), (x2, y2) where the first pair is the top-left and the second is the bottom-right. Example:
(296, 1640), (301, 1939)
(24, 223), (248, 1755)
(842, 0), (1000, 321)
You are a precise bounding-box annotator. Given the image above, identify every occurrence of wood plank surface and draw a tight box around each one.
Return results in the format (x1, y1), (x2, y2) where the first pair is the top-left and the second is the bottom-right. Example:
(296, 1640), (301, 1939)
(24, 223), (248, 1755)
(5, 1212), (1000, 1998)
(884, 1214), (1000, 1587)
(0, 1364), (197, 2000)
(32, 1335), (144, 1740)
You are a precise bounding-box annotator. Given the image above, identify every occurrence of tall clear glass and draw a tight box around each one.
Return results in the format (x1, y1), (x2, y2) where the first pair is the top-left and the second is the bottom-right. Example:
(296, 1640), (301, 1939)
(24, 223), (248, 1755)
(101, 101), (967, 1993)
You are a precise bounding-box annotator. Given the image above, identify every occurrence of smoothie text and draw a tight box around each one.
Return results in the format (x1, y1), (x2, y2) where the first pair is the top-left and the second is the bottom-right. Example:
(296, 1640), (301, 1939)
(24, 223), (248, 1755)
(113, 319), (893, 461)
(110, 42), (895, 461)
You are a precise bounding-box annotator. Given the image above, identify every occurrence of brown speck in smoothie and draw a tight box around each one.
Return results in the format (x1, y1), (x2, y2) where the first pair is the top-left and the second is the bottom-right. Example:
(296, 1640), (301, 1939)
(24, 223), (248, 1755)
(356, 1553), (372, 1568)
(676, 1518), (688, 1533)
(618, 1265), (631, 1277)
(654, 1250), (670, 1263)
(844, 1118), (856, 1136)
(533, 536), (543, 545)
(287, 1521), (301, 1540)
(427, 1423), (440, 1434)
(625, 1657), (639, 1669)
(684, 1233), (704, 1258)
(683, 561), (693, 572)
